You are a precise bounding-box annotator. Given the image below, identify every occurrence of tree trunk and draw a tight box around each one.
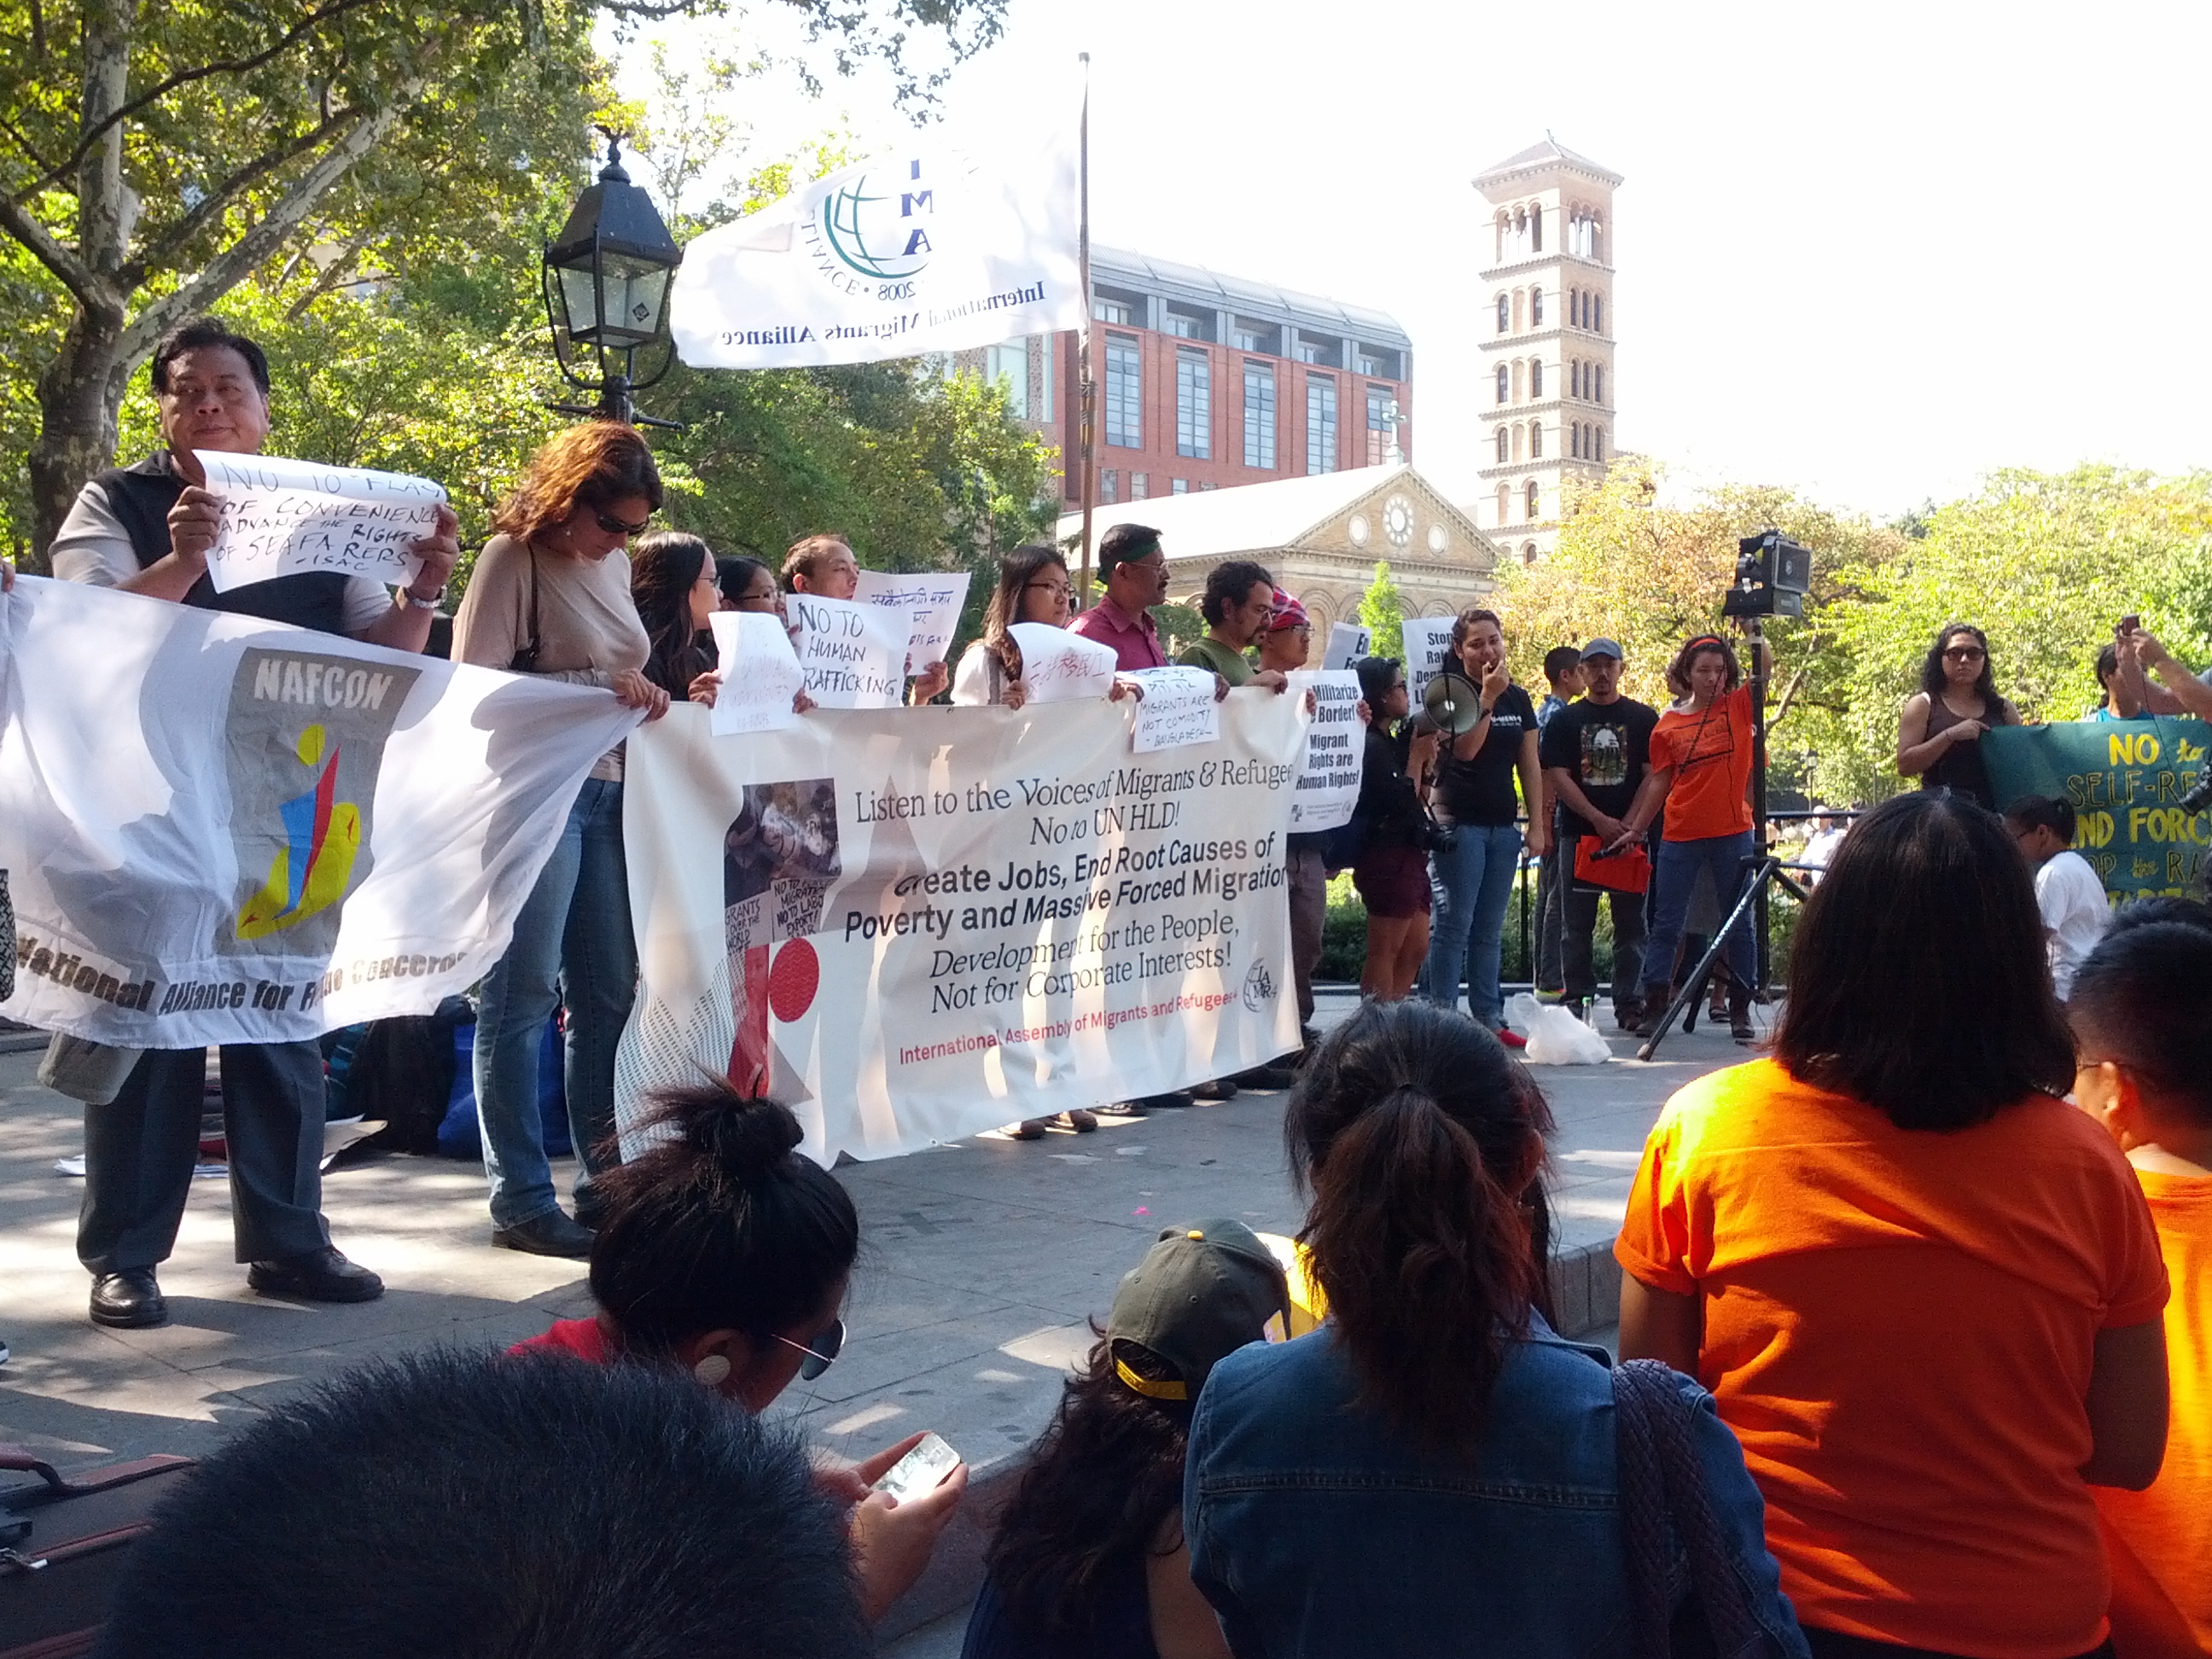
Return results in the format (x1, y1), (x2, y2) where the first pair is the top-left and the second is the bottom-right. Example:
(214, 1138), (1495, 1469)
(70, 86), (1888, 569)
(26, 303), (133, 571)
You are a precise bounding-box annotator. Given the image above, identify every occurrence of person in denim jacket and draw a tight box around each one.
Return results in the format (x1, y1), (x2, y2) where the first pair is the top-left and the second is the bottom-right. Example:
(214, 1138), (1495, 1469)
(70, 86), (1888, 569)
(1184, 1001), (1807, 1659)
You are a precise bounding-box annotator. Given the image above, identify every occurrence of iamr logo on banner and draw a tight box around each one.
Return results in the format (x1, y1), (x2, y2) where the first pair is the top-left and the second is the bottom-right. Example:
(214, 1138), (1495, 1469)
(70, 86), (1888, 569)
(806, 160), (937, 302)
(1243, 959), (1278, 1014)
(218, 647), (419, 959)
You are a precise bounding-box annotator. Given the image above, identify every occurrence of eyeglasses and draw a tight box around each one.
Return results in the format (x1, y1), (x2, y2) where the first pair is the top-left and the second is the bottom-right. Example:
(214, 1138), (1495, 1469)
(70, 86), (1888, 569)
(1025, 579), (1073, 598)
(775, 1317), (846, 1381)
(1942, 645), (1986, 661)
(595, 509), (654, 537)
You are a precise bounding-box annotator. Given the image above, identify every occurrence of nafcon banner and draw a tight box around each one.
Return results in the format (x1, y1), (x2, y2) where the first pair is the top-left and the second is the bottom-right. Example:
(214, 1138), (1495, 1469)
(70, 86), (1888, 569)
(0, 577), (638, 1046)
(1985, 719), (2209, 900)
(670, 139), (1082, 369)
(613, 693), (1307, 1163)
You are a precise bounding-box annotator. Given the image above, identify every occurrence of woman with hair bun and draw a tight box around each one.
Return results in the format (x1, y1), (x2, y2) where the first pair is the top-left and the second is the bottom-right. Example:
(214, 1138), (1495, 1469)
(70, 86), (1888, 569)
(1185, 1000), (1805, 1657)
(512, 1079), (967, 1625)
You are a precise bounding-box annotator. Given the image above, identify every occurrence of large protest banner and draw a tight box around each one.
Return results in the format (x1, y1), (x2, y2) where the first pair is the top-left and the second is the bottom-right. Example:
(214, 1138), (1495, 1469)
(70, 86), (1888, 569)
(0, 578), (639, 1045)
(1985, 719), (2209, 899)
(614, 690), (1307, 1164)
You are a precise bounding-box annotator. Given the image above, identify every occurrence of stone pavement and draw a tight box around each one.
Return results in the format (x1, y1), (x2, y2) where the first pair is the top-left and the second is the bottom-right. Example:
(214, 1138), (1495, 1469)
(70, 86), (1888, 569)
(0, 990), (1766, 1645)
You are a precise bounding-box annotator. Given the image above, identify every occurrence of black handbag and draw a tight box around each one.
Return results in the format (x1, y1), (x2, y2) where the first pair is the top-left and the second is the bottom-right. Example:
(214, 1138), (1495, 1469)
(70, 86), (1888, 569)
(1, 1443), (197, 1658)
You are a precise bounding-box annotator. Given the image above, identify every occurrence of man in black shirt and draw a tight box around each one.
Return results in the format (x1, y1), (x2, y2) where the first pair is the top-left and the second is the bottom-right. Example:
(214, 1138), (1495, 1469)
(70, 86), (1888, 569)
(1538, 640), (1658, 1031)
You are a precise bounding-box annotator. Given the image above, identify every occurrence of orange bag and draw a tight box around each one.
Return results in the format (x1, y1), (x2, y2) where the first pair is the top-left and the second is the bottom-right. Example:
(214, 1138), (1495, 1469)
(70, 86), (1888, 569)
(1575, 833), (1650, 894)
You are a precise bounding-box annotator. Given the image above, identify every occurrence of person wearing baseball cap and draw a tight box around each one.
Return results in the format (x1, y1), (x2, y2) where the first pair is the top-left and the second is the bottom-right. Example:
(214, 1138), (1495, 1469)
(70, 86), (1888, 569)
(1539, 637), (1659, 1034)
(964, 1221), (1289, 1659)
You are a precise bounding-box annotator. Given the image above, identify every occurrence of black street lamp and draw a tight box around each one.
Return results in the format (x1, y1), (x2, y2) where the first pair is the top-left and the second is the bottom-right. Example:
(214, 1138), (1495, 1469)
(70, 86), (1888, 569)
(543, 130), (684, 428)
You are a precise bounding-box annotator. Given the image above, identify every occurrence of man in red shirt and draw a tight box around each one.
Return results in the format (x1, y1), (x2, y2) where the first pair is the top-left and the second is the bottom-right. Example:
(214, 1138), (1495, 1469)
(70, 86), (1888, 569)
(1069, 522), (1171, 670)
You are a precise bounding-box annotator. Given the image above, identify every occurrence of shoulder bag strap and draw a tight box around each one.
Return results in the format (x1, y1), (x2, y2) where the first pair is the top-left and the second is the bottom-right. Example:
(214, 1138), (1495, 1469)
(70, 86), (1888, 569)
(509, 544), (543, 672)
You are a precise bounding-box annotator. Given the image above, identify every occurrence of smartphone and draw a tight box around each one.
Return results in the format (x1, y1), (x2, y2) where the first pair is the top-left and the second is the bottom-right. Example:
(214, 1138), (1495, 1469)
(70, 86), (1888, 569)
(872, 1433), (961, 1505)
(2120, 614), (2141, 634)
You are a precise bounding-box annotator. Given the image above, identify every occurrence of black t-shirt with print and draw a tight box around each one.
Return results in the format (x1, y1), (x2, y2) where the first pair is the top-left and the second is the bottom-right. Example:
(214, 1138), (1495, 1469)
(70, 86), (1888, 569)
(1432, 676), (1537, 827)
(1539, 696), (1660, 841)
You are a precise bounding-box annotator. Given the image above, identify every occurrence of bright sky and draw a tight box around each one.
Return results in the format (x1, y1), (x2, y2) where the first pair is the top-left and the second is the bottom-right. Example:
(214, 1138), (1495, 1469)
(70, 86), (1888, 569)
(616, 0), (2211, 521)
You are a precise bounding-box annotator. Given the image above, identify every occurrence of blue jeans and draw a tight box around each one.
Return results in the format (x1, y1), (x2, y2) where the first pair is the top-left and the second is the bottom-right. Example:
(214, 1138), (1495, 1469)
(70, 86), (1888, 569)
(1641, 830), (1757, 1006)
(474, 777), (635, 1227)
(1421, 821), (1523, 1027)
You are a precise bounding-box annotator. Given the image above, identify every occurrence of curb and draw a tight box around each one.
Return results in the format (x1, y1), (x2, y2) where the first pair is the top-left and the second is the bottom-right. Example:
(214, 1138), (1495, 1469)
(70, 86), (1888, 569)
(876, 1237), (1622, 1640)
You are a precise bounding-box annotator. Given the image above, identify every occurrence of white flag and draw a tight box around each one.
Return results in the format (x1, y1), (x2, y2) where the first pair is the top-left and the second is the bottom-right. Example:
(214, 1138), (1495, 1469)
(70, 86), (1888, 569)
(672, 140), (1082, 369)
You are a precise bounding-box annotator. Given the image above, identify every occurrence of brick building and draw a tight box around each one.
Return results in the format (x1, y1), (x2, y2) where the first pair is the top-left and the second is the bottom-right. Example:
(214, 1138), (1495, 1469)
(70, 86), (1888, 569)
(946, 247), (1414, 510)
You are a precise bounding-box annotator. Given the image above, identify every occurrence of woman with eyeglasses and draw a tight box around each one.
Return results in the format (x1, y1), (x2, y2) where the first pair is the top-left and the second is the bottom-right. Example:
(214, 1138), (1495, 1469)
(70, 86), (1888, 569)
(717, 553), (781, 616)
(1896, 621), (2021, 810)
(629, 530), (721, 702)
(511, 1080), (968, 1627)
(453, 422), (670, 1259)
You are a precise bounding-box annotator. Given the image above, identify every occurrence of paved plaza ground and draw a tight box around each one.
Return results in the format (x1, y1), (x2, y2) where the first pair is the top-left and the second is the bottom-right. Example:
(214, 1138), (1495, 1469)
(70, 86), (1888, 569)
(0, 990), (1766, 1647)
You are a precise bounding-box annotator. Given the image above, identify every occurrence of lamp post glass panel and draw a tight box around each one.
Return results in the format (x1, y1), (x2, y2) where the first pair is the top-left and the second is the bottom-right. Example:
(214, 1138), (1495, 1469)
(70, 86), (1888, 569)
(543, 135), (684, 427)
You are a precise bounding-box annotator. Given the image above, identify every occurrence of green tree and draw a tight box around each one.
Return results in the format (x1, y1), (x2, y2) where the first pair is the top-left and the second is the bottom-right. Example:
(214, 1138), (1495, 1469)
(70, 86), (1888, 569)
(1358, 560), (1404, 664)
(0, 0), (1010, 563)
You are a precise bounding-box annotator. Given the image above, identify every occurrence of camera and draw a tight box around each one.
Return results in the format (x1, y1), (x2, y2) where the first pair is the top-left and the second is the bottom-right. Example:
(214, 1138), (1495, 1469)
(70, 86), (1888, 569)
(2181, 770), (2212, 818)
(1724, 532), (1812, 620)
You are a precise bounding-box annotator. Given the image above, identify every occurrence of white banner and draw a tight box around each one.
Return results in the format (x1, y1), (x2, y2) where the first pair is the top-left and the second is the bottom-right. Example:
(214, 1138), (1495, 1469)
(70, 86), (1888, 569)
(672, 141), (1083, 369)
(195, 451), (445, 593)
(1405, 616), (1458, 701)
(852, 568), (969, 668)
(0, 578), (639, 1046)
(612, 697), (1306, 1164)
(790, 594), (911, 708)
(1287, 671), (1362, 832)
(707, 610), (804, 735)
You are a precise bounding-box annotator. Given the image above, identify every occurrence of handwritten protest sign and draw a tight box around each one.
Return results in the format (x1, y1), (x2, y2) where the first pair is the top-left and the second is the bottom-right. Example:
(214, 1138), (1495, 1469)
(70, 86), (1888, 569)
(707, 611), (806, 735)
(1323, 622), (1371, 672)
(789, 594), (911, 709)
(1985, 719), (2209, 899)
(853, 568), (970, 668)
(1010, 622), (1117, 704)
(195, 451), (444, 595)
(1286, 670), (1364, 831)
(1124, 666), (1220, 753)
(1404, 616), (1458, 701)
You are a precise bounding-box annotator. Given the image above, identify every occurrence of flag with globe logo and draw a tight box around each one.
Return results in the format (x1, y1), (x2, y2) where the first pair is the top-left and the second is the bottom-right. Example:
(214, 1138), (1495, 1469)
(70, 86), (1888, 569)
(672, 136), (1081, 369)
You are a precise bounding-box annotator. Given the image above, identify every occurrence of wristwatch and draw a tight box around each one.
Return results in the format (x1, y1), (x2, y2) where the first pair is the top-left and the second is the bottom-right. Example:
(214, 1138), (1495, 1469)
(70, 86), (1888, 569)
(402, 580), (447, 609)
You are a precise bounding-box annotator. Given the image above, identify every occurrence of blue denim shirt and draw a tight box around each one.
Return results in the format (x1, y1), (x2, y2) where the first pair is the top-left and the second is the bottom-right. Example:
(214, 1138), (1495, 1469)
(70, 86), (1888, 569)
(1185, 1313), (1808, 1659)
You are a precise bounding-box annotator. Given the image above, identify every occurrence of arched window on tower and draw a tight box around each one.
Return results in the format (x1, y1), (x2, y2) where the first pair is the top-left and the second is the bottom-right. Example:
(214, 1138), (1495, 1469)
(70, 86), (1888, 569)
(1496, 294), (1509, 334)
(1530, 358), (1544, 399)
(1529, 422), (1543, 460)
(1592, 294), (1604, 334)
(1526, 480), (1541, 520)
(1496, 364), (1509, 405)
(1593, 365), (1604, 405)
(1593, 428), (1604, 463)
(1528, 206), (1542, 252)
(1522, 541), (1537, 565)
(1570, 360), (1580, 399)
(1531, 287), (1544, 328)
(1495, 425), (1510, 463)
(1570, 422), (1580, 458)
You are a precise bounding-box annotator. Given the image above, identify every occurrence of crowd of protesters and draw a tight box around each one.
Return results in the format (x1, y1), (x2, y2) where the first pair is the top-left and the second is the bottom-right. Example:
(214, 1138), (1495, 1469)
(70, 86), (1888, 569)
(5, 312), (2210, 1659)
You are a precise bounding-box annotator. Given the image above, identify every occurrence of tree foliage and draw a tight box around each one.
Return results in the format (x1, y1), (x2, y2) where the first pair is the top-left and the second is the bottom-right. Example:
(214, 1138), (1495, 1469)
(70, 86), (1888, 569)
(1358, 560), (1404, 665)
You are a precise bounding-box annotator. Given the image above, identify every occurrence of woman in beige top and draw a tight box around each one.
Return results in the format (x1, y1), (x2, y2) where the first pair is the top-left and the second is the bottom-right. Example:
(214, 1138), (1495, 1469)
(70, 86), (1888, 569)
(452, 422), (668, 1259)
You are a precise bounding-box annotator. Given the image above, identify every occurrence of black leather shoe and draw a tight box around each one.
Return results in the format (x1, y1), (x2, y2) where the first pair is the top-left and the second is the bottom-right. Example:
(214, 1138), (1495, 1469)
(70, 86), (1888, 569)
(1231, 1063), (1300, 1091)
(90, 1269), (168, 1329)
(491, 1209), (596, 1259)
(247, 1248), (385, 1303)
(1190, 1077), (1240, 1101)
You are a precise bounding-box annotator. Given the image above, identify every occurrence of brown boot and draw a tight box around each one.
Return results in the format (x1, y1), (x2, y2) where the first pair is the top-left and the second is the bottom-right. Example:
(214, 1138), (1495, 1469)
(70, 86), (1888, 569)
(1728, 987), (1755, 1043)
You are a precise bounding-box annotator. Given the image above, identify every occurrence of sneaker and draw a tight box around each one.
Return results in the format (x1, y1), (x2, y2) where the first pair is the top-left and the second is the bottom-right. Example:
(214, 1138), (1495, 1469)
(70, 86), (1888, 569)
(1064, 1110), (1099, 1132)
(1496, 1026), (1528, 1051)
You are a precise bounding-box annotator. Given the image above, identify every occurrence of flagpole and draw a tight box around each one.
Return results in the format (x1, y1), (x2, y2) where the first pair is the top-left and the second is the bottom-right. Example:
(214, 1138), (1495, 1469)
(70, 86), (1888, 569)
(1075, 50), (1097, 608)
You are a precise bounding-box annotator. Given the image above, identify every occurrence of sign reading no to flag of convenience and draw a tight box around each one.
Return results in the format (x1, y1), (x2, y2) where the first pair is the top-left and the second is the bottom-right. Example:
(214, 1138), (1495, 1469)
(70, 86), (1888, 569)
(671, 141), (1083, 369)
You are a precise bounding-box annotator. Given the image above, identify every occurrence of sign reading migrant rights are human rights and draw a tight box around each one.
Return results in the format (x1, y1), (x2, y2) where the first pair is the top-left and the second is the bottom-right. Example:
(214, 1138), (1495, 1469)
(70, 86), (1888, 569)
(671, 141), (1082, 369)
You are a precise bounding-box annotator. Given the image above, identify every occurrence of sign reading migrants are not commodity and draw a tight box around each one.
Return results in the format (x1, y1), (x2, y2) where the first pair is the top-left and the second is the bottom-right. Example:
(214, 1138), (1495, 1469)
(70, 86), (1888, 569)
(1984, 719), (2209, 899)
(611, 695), (1307, 1164)
(0, 579), (641, 1045)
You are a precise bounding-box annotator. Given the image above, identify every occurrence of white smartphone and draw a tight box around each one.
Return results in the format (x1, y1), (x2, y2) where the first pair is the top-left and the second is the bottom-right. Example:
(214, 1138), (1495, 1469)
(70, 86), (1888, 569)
(871, 1432), (961, 1505)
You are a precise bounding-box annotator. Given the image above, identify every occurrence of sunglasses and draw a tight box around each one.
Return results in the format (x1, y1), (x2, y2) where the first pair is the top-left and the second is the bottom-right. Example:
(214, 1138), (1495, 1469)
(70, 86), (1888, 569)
(775, 1317), (846, 1381)
(1943, 646), (1986, 661)
(595, 509), (654, 537)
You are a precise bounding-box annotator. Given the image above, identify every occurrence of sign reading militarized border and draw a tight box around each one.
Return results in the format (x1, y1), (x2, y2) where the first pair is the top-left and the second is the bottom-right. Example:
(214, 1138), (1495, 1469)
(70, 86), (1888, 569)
(1983, 719), (2209, 900)
(671, 142), (1082, 368)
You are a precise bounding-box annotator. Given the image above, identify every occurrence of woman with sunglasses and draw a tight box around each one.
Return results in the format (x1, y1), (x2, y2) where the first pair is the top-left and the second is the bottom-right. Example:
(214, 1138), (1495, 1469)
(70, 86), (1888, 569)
(511, 1080), (968, 1627)
(453, 422), (670, 1259)
(1896, 621), (2021, 810)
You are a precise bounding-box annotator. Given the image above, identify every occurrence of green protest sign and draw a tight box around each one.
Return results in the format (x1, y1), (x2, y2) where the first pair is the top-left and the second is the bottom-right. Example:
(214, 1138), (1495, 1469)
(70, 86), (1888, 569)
(1982, 719), (2209, 899)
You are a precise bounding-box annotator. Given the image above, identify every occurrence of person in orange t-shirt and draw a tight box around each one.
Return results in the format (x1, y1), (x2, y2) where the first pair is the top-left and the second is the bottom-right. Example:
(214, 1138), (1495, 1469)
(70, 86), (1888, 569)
(2069, 908), (2212, 1659)
(1610, 630), (1767, 1039)
(1617, 793), (2170, 1659)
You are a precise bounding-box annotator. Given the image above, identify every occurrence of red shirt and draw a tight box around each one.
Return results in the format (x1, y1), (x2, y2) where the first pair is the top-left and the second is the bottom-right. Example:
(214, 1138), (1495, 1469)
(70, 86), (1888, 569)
(509, 1316), (614, 1362)
(1067, 594), (1167, 672)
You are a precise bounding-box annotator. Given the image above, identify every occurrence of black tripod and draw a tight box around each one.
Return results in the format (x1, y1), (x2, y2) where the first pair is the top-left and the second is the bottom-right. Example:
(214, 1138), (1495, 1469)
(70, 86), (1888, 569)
(1636, 617), (1808, 1062)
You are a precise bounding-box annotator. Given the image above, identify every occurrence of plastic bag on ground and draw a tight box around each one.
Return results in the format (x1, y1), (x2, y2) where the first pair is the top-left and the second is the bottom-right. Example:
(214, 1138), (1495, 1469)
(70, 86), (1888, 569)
(1504, 992), (1612, 1066)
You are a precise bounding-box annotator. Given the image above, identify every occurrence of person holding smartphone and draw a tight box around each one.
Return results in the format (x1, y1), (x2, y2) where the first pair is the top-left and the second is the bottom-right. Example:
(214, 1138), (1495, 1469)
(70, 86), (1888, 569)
(510, 1079), (966, 1625)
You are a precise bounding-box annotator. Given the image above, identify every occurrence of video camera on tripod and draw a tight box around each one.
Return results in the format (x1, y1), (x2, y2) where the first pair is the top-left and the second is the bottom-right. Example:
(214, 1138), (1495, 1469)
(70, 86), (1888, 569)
(1725, 531), (1812, 620)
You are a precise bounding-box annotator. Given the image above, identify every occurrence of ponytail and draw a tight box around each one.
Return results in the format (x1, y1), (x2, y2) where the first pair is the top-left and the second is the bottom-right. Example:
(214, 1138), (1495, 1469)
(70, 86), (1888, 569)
(1287, 1004), (1552, 1450)
(587, 1081), (859, 1356)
